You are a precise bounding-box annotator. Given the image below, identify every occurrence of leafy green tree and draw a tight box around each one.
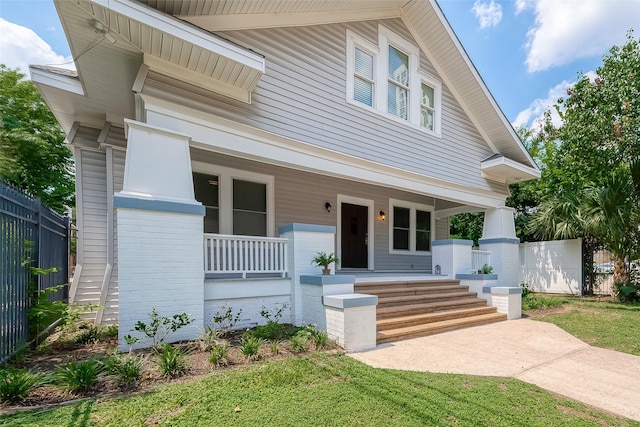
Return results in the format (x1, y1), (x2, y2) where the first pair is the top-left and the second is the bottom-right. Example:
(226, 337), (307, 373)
(0, 65), (74, 213)
(530, 32), (640, 285)
(449, 212), (484, 246)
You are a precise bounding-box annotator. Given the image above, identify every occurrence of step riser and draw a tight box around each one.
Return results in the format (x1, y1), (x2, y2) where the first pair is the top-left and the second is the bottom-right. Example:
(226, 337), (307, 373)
(355, 281), (461, 292)
(377, 316), (507, 344)
(377, 307), (498, 331)
(359, 286), (469, 298)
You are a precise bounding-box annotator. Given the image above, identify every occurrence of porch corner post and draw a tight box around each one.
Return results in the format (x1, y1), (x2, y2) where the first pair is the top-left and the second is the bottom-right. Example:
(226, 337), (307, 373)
(279, 223), (336, 325)
(116, 120), (204, 351)
(479, 207), (520, 287)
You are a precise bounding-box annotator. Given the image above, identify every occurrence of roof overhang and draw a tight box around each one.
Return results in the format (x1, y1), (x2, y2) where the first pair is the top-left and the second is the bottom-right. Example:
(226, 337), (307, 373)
(480, 155), (541, 184)
(75, 0), (265, 103)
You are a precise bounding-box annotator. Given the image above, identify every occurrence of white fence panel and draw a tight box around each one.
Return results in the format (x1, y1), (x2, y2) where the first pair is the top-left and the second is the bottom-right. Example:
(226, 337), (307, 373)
(519, 239), (582, 295)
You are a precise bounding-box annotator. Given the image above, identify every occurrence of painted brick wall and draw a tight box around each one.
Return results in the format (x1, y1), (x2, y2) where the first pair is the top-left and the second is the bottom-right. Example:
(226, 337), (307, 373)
(480, 242), (520, 287)
(118, 208), (204, 350)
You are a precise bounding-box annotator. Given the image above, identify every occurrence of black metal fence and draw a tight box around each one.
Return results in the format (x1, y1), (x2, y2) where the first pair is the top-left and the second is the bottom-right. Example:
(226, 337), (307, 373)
(1, 180), (70, 364)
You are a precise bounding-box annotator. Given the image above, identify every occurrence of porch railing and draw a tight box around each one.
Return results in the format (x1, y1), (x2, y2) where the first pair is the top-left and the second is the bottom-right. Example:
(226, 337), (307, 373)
(204, 234), (288, 278)
(471, 250), (491, 273)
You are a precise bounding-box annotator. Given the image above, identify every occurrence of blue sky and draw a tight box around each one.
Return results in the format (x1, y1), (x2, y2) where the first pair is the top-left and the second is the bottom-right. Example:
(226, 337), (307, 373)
(1, 0), (639, 129)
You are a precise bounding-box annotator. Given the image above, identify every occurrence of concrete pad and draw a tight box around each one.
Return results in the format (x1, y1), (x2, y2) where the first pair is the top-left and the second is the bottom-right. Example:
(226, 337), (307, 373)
(349, 319), (640, 422)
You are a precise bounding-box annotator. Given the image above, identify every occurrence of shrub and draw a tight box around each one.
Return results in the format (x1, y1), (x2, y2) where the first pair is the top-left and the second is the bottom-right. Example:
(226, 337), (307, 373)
(56, 359), (105, 393)
(156, 344), (187, 378)
(240, 336), (263, 361)
(211, 305), (242, 335)
(251, 321), (286, 340)
(259, 303), (289, 324)
(100, 324), (119, 339)
(124, 308), (194, 347)
(105, 352), (145, 386)
(312, 330), (330, 349)
(0, 368), (49, 404)
(289, 331), (310, 353)
(209, 343), (229, 367)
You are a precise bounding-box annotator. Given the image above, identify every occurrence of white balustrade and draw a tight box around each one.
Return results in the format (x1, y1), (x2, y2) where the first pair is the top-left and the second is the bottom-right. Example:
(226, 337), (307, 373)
(471, 250), (491, 273)
(204, 234), (288, 278)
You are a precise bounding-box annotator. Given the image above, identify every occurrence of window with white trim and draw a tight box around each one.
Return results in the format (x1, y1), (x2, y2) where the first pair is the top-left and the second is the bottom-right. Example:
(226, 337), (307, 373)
(192, 163), (274, 237)
(389, 199), (434, 254)
(346, 25), (442, 135)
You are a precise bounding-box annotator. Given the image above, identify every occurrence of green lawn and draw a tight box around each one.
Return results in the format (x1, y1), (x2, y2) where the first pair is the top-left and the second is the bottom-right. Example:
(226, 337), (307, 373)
(526, 295), (640, 356)
(2, 353), (637, 427)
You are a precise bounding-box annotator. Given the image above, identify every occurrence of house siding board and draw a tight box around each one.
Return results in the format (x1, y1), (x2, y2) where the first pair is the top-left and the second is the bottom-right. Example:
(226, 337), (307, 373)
(144, 19), (504, 193)
(192, 148), (437, 271)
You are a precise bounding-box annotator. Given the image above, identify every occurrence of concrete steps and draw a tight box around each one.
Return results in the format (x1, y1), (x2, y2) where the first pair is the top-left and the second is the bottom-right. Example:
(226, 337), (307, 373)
(355, 279), (506, 344)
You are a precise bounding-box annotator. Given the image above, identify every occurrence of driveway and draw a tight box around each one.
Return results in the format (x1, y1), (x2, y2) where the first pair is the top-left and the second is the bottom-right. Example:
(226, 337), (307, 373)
(349, 319), (640, 422)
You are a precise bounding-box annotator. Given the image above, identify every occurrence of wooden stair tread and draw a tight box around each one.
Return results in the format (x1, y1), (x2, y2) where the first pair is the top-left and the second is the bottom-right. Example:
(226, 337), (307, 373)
(377, 313), (507, 344)
(376, 298), (486, 317)
(377, 291), (477, 304)
(377, 306), (498, 329)
(355, 279), (460, 289)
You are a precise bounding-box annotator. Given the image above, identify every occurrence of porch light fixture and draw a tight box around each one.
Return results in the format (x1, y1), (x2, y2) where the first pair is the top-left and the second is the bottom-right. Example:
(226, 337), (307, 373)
(325, 202), (332, 212)
(379, 210), (386, 221)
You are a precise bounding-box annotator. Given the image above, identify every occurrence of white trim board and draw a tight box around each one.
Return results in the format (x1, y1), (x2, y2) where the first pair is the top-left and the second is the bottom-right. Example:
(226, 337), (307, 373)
(140, 94), (508, 209)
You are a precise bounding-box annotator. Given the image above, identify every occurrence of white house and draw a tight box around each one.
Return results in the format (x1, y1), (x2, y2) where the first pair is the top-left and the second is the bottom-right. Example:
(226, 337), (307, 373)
(32, 0), (539, 351)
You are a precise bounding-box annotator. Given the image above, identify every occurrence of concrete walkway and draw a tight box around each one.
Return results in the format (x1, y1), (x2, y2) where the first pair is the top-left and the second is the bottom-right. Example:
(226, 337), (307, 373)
(349, 319), (640, 422)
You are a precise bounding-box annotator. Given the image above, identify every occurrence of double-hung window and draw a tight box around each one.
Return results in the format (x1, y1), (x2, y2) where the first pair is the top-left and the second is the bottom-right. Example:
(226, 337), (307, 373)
(193, 163), (274, 237)
(346, 25), (442, 136)
(389, 199), (433, 254)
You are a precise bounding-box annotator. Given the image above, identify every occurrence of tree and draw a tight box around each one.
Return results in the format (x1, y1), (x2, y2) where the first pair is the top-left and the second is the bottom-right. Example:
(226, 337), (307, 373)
(0, 65), (74, 213)
(530, 32), (640, 286)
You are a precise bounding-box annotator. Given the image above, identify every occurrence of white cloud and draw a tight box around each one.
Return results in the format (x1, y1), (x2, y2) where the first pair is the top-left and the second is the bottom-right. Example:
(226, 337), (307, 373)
(472, 0), (503, 29)
(0, 18), (74, 77)
(513, 71), (598, 129)
(523, 0), (640, 72)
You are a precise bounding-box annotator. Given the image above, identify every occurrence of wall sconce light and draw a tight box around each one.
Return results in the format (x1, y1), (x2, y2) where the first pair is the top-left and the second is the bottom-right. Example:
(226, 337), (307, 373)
(379, 210), (386, 221)
(325, 202), (332, 213)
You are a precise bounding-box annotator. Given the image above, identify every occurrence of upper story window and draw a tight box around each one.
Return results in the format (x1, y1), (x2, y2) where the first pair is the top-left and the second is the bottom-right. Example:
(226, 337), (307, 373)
(387, 46), (409, 120)
(346, 25), (442, 136)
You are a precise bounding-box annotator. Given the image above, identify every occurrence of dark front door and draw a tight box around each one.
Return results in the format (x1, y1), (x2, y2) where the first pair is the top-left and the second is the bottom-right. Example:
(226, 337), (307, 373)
(341, 203), (368, 268)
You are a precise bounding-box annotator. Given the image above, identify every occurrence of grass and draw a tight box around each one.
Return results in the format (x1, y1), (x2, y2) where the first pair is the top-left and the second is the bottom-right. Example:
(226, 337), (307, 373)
(526, 295), (640, 356)
(1, 353), (637, 426)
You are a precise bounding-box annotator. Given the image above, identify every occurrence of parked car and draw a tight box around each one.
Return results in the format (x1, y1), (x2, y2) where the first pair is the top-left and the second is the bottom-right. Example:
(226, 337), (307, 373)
(596, 262), (614, 273)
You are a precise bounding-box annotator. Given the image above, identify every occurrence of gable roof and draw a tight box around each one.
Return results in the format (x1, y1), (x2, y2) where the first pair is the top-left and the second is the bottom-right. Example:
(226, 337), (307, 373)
(34, 0), (539, 181)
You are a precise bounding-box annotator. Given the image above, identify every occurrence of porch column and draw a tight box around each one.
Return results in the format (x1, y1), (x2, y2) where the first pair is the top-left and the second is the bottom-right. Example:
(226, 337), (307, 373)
(479, 207), (520, 287)
(279, 224), (336, 325)
(432, 239), (473, 277)
(116, 120), (204, 350)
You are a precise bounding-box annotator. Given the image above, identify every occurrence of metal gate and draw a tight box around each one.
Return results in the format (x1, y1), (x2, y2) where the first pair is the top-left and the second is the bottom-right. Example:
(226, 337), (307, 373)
(1, 180), (70, 364)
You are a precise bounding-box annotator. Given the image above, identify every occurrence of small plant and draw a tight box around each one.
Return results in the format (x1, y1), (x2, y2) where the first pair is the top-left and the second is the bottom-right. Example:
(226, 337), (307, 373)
(312, 330), (330, 349)
(75, 325), (100, 344)
(124, 308), (194, 347)
(211, 305), (243, 335)
(269, 339), (281, 355)
(251, 321), (286, 340)
(56, 359), (105, 393)
(312, 251), (339, 274)
(614, 281), (640, 302)
(240, 336), (264, 361)
(198, 326), (224, 351)
(209, 343), (229, 367)
(520, 282), (532, 298)
(289, 330), (310, 353)
(156, 344), (187, 378)
(0, 368), (50, 404)
(260, 303), (289, 324)
(481, 264), (494, 274)
(100, 324), (119, 339)
(104, 351), (145, 386)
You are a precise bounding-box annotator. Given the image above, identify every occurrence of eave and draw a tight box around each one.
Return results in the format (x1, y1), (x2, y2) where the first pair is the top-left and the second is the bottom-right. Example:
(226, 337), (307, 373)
(73, 0), (265, 103)
(480, 155), (541, 184)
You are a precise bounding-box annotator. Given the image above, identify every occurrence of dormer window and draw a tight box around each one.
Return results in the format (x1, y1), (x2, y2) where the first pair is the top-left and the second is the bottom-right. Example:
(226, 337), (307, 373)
(346, 25), (442, 136)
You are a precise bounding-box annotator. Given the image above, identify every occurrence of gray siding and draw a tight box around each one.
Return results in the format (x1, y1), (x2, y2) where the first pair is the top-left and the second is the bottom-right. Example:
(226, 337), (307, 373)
(71, 126), (125, 325)
(193, 148), (447, 271)
(143, 18), (508, 196)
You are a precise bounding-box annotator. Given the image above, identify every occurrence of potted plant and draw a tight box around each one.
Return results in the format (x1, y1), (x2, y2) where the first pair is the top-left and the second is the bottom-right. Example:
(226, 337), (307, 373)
(312, 251), (339, 275)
